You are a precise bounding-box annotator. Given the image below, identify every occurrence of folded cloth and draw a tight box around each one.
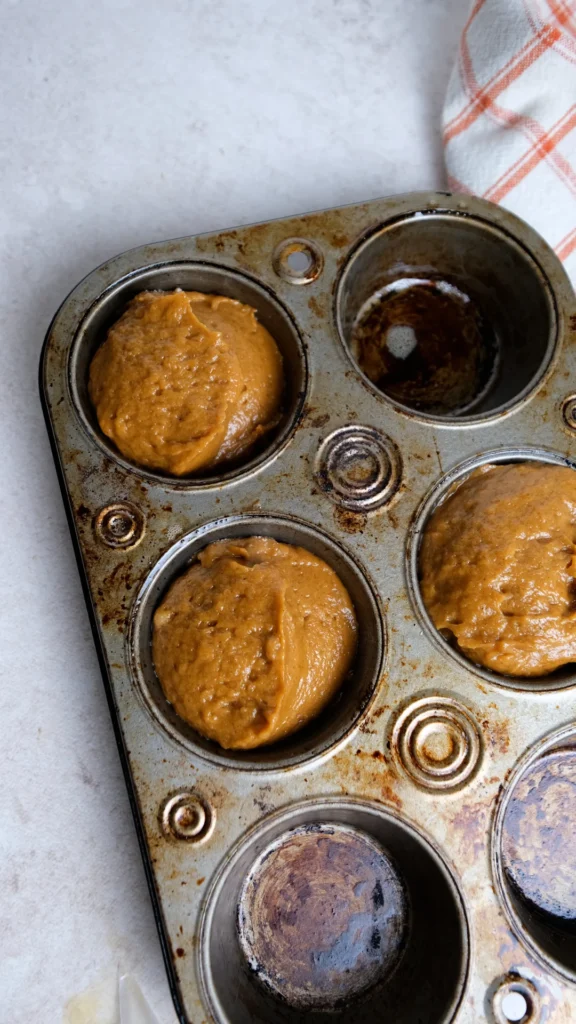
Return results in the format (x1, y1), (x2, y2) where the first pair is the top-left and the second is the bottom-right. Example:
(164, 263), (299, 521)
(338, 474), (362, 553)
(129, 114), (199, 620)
(443, 0), (576, 284)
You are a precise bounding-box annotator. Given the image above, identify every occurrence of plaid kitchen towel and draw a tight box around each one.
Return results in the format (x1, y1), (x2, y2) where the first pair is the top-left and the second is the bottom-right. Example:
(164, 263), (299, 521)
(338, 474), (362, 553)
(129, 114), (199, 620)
(443, 0), (576, 284)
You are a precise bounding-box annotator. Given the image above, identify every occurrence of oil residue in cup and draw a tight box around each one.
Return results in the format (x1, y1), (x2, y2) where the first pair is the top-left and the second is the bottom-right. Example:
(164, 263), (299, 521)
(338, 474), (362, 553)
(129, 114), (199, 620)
(351, 277), (500, 416)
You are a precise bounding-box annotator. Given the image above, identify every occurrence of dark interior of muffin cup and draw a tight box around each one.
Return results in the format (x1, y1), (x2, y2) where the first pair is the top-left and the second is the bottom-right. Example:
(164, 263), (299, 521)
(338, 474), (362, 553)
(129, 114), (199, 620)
(200, 801), (469, 1023)
(69, 261), (308, 484)
(336, 213), (556, 421)
(497, 741), (576, 982)
(506, 875), (576, 959)
(130, 515), (385, 770)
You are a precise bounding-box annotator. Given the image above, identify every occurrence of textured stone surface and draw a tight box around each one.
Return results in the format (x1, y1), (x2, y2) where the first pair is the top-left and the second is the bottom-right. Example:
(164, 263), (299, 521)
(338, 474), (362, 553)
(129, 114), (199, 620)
(0, 1), (464, 1020)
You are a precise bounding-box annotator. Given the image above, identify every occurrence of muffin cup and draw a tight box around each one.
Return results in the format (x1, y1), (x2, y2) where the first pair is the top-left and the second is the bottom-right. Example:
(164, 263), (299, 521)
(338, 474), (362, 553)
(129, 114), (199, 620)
(493, 724), (576, 984)
(335, 212), (557, 424)
(69, 261), (308, 486)
(129, 514), (385, 771)
(200, 798), (469, 1024)
(406, 446), (576, 693)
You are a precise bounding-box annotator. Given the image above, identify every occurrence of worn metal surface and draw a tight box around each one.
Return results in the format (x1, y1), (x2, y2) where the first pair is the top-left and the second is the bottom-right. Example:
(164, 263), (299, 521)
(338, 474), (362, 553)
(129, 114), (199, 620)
(200, 797), (468, 1024)
(40, 192), (576, 1023)
(237, 822), (407, 1009)
(502, 751), (576, 924)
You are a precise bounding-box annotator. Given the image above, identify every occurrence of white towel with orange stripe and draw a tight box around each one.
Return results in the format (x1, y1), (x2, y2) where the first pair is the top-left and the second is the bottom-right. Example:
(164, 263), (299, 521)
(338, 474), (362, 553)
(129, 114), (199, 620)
(443, 0), (576, 284)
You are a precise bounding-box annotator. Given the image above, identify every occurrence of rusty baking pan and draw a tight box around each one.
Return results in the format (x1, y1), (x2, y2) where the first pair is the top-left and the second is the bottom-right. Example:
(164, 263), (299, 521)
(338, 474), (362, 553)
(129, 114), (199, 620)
(40, 192), (576, 1023)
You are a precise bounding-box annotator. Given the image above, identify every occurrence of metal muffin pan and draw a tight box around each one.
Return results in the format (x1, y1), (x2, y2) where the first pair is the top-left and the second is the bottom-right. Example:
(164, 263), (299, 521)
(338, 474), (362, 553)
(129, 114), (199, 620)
(40, 192), (576, 1023)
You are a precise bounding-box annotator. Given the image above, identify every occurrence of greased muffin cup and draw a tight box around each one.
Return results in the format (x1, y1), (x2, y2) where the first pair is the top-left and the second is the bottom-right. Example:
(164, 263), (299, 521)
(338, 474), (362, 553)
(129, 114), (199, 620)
(68, 262), (308, 486)
(41, 193), (576, 1023)
(130, 515), (383, 771)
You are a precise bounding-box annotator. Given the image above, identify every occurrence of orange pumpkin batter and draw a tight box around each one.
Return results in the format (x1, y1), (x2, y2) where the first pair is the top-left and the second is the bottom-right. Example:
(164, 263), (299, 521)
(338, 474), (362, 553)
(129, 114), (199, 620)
(419, 462), (576, 676)
(152, 537), (358, 749)
(88, 290), (283, 475)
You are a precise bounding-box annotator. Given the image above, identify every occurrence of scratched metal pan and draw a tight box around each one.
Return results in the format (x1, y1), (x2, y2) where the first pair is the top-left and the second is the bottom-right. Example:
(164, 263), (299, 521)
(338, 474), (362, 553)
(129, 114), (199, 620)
(40, 192), (576, 1023)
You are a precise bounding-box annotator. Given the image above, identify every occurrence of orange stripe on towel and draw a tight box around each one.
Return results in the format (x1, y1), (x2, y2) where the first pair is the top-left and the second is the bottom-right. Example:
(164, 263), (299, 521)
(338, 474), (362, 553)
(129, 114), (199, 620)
(484, 106), (576, 202)
(444, 22), (561, 141)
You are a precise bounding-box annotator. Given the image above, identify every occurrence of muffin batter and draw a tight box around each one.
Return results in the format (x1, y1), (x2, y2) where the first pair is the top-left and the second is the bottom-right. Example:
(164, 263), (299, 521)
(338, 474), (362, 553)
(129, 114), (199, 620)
(152, 537), (358, 749)
(419, 463), (576, 676)
(89, 290), (283, 475)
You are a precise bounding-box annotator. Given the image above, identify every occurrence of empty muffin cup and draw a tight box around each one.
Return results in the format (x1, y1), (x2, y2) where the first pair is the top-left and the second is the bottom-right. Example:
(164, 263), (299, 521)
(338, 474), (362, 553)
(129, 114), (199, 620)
(238, 823), (407, 1009)
(129, 515), (384, 770)
(493, 726), (576, 983)
(336, 210), (556, 422)
(200, 798), (469, 1023)
(69, 262), (308, 485)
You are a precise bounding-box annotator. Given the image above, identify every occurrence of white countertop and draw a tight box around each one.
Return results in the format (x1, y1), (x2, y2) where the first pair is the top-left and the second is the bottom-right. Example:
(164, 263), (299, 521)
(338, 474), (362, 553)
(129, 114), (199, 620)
(1, 1), (466, 1020)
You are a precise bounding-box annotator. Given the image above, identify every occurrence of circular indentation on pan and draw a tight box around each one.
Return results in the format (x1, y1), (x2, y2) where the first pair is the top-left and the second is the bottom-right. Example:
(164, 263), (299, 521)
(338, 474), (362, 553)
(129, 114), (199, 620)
(335, 210), (556, 424)
(94, 501), (144, 549)
(161, 791), (214, 843)
(407, 447), (576, 693)
(392, 697), (482, 791)
(491, 975), (541, 1024)
(493, 724), (576, 984)
(69, 262), (308, 488)
(315, 425), (401, 511)
(200, 798), (469, 1024)
(273, 237), (323, 284)
(130, 515), (384, 771)
(561, 393), (576, 431)
(238, 823), (408, 1009)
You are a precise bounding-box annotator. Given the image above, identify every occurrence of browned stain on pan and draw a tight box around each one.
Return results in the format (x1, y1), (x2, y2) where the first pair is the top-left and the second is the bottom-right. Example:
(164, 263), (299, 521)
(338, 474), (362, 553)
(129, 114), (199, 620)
(308, 411), (331, 428)
(334, 508), (367, 533)
(308, 295), (326, 318)
(452, 801), (490, 860)
(331, 749), (403, 810)
(193, 210), (358, 277)
(237, 823), (407, 1010)
(482, 716), (510, 756)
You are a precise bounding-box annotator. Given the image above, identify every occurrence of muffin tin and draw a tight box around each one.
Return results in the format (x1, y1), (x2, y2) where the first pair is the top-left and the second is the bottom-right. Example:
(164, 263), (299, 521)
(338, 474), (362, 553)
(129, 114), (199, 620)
(40, 192), (576, 1023)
